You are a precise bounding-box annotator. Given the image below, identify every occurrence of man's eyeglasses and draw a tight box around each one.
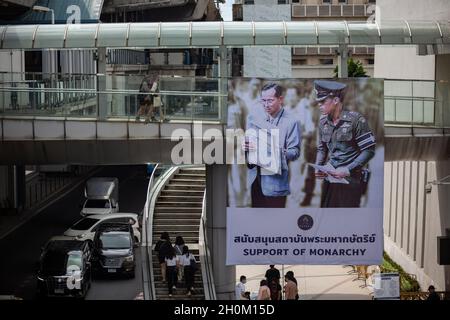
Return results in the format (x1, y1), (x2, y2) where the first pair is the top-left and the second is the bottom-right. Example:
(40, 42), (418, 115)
(260, 98), (279, 105)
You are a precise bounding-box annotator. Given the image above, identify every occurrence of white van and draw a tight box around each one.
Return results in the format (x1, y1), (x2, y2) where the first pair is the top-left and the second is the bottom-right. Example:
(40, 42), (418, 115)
(81, 177), (119, 216)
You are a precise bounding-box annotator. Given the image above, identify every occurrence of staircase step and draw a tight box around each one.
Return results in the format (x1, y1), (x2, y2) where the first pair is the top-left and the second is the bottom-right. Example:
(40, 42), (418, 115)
(156, 289), (204, 295)
(170, 179), (206, 185)
(160, 190), (204, 196)
(152, 236), (199, 242)
(154, 207), (202, 213)
(155, 202), (203, 207)
(153, 218), (200, 225)
(152, 225), (199, 231)
(156, 296), (204, 300)
(174, 174), (205, 180)
(158, 195), (204, 200)
(179, 168), (205, 172)
(153, 213), (202, 219)
(164, 185), (205, 191)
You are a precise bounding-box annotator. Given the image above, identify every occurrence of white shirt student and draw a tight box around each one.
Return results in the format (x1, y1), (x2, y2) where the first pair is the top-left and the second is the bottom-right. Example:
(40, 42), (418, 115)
(235, 276), (247, 300)
(165, 255), (179, 267)
(179, 252), (197, 266)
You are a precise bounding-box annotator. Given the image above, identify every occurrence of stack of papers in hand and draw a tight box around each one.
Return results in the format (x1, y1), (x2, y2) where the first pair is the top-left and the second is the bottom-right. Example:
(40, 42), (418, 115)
(307, 163), (349, 184)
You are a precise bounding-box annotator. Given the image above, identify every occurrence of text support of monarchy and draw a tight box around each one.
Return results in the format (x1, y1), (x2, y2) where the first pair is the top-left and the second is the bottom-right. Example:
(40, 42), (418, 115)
(242, 248), (368, 257)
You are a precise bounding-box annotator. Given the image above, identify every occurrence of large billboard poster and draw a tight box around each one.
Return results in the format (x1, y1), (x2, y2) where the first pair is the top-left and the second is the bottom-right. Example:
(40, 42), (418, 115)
(226, 78), (384, 265)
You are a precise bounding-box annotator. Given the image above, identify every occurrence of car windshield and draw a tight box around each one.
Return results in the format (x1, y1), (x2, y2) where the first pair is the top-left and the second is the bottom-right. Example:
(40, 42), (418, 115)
(66, 253), (83, 270)
(99, 233), (131, 249)
(41, 252), (67, 276)
(85, 199), (110, 209)
(71, 218), (99, 231)
(41, 251), (82, 276)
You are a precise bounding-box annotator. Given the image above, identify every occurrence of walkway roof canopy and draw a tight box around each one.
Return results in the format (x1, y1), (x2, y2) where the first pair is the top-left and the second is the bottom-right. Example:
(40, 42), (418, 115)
(0, 20), (449, 49)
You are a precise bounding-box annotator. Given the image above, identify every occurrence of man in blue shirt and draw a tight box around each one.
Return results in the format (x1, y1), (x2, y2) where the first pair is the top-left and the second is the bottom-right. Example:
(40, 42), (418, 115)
(244, 83), (301, 208)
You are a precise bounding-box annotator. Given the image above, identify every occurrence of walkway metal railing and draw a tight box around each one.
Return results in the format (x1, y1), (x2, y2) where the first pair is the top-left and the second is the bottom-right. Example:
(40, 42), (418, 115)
(142, 165), (177, 300)
(1, 74), (449, 129)
(141, 163), (159, 300)
(0, 73), (224, 121)
(384, 79), (450, 128)
(199, 189), (217, 300)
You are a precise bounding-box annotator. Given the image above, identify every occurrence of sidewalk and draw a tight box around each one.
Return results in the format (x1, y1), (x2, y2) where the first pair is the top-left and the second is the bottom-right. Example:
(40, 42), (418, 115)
(0, 166), (97, 240)
(236, 264), (372, 300)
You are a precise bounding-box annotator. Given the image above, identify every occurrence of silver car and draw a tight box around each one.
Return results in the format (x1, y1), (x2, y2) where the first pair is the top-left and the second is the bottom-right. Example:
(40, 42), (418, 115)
(64, 213), (141, 244)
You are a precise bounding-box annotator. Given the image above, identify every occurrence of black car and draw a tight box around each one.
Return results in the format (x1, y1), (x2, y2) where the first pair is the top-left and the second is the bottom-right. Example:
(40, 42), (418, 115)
(37, 237), (92, 299)
(92, 223), (136, 278)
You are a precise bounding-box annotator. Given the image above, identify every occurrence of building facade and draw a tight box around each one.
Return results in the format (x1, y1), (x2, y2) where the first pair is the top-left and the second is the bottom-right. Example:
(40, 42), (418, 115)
(233, 0), (376, 78)
(375, 0), (450, 292)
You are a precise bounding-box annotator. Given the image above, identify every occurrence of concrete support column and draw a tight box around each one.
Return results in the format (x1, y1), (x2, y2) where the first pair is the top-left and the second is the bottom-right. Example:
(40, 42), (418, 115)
(97, 47), (108, 120)
(0, 165), (25, 213)
(206, 164), (235, 300)
(337, 44), (349, 78)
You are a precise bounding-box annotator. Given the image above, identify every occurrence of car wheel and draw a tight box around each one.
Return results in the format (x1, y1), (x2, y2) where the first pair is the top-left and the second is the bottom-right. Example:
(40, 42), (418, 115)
(128, 269), (135, 279)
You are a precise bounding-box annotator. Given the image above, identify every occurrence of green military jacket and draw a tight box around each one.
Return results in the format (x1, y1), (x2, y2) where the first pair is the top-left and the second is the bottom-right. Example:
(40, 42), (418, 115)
(316, 110), (375, 171)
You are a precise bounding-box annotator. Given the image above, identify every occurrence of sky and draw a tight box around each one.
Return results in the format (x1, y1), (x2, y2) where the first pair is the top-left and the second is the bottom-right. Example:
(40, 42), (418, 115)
(219, 0), (233, 21)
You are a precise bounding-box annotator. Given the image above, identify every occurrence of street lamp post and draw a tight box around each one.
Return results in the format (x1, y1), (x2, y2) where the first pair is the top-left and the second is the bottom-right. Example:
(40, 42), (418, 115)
(32, 5), (55, 25)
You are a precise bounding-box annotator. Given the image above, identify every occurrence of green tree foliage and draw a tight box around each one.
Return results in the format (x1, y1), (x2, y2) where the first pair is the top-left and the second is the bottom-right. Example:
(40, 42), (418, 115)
(333, 58), (368, 78)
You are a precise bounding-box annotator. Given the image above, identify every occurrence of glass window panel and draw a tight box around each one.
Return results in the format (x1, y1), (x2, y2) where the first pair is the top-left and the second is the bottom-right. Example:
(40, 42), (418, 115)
(379, 20), (410, 44)
(97, 24), (128, 47)
(128, 23), (158, 47)
(412, 81), (435, 98)
(192, 22), (221, 46)
(160, 23), (190, 47)
(384, 98), (395, 122)
(3, 25), (36, 49)
(255, 22), (284, 45)
(223, 22), (253, 46)
(384, 80), (412, 97)
(348, 22), (380, 45)
(34, 25), (65, 49)
(423, 101), (435, 124)
(286, 21), (317, 45)
(412, 100), (424, 123)
(317, 21), (348, 44)
(65, 24), (97, 48)
(395, 99), (413, 123)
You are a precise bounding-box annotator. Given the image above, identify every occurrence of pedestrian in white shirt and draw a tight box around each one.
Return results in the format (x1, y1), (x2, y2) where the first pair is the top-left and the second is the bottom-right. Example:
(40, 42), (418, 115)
(179, 245), (198, 296)
(165, 247), (179, 297)
(235, 275), (248, 300)
(174, 236), (186, 282)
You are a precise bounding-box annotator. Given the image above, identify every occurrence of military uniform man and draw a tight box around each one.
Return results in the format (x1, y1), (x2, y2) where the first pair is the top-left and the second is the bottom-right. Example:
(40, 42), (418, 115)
(314, 80), (375, 208)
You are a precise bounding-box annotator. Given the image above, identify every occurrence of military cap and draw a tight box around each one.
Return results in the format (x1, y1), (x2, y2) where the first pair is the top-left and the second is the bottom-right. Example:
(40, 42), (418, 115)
(313, 80), (347, 102)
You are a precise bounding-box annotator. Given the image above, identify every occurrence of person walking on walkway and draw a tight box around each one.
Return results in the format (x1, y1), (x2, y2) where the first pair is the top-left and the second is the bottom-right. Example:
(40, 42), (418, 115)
(179, 245), (197, 296)
(136, 74), (159, 122)
(174, 236), (186, 282)
(155, 232), (172, 282)
(286, 271), (299, 300)
(257, 279), (272, 300)
(427, 285), (440, 301)
(165, 247), (179, 297)
(235, 276), (248, 300)
(265, 265), (281, 284)
(284, 273), (298, 300)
